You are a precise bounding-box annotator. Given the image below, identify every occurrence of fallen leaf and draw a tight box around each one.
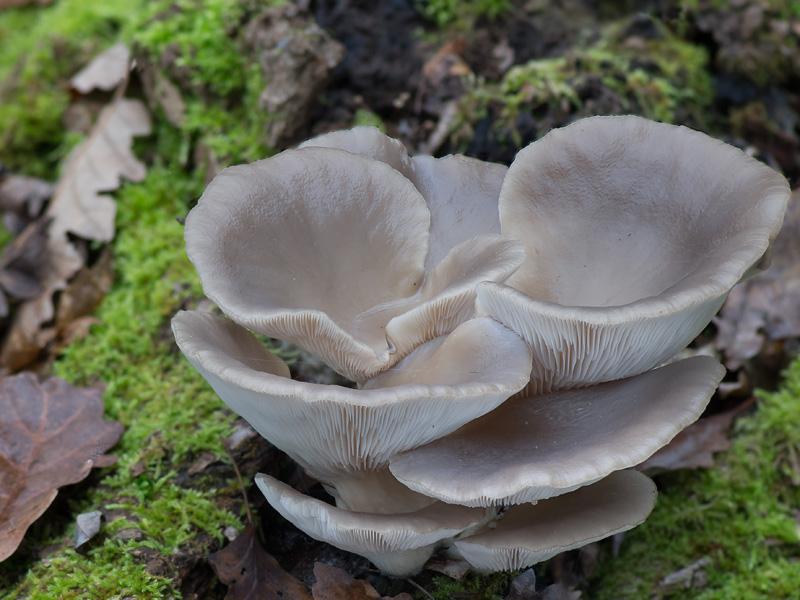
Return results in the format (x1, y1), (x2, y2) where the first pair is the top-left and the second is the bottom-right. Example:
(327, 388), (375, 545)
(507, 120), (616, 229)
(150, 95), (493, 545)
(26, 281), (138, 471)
(715, 188), (800, 369)
(140, 62), (186, 127)
(0, 174), (52, 233)
(657, 556), (712, 593)
(208, 523), (312, 600)
(55, 246), (114, 330)
(424, 558), (471, 580)
(47, 97), (150, 242)
(505, 569), (582, 600)
(0, 373), (123, 562)
(0, 235), (82, 370)
(0, 97), (150, 370)
(186, 450), (219, 476)
(71, 42), (132, 94)
(311, 563), (414, 600)
(638, 400), (754, 474)
(312, 562), (380, 600)
(422, 38), (470, 83)
(52, 316), (102, 353)
(0, 220), (47, 317)
(506, 568), (538, 600)
(73, 510), (103, 549)
(418, 39), (471, 115)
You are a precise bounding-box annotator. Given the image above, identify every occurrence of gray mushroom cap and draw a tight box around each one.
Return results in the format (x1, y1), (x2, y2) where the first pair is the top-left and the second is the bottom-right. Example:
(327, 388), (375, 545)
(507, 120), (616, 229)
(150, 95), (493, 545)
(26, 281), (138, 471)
(483, 115), (790, 393)
(300, 126), (508, 271)
(172, 310), (531, 484)
(255, 472), (489, 576)
(185, 144), (523, 383)
(389, 356), (724, 506)
(452, 470), (657, 572)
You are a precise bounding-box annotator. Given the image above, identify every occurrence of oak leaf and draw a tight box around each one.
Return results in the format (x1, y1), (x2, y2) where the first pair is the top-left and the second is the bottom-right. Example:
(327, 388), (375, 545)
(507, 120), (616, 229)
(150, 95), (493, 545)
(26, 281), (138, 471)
(70, 42), (131, 94)
(0, 96), (150, 370)
(0, 373), (123, 562)
(46, 97), (150, 242)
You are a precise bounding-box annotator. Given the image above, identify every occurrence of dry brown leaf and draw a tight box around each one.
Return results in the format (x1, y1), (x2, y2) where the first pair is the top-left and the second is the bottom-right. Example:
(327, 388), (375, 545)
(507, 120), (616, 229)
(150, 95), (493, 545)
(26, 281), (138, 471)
(0, 174), (52, 233)
(657, 556), (713, 594)
(424, 558), (471, 580)
(0, 97), (150, 370)
(715, 188), (800, 369)
(70, 42), (131, 94)
(55, 246), (113, 330)
(422, 38), (470, 83)
(47, 97), (150, 242)
(311, 563), (414, 600)
(0, 235), (82, 370)
(208, 524), (312, 600)
(0, 373), (123, 562)
(140, 62), (186, 128)
(638, 400), (754, 475)
(312, 562), (380, 600)
(0, 220), (47, 317)
(505, 569), (582, 600)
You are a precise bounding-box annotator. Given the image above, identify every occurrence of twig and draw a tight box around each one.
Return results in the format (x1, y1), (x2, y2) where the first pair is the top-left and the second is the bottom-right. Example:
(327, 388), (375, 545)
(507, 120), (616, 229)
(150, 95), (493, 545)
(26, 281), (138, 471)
(220, 436), (253, 525)
(405, 577), (435, 600)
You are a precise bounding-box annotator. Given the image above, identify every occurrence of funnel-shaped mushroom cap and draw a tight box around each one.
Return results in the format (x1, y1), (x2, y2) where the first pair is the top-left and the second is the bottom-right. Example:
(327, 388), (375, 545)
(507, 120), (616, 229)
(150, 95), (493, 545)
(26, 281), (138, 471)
(300, 126), (508, 270)
(255, 472), (488, 576)
(486, 115), (790, 393)
(186, 144), (523, 383)
(172, 311), (531, 482)
(389, 356), (724, 506)
(453, 470), (656, 572)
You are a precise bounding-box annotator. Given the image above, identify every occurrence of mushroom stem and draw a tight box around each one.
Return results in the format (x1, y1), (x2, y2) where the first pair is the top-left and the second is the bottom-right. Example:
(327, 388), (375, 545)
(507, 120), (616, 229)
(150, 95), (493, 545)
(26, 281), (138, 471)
(325, 468), (437, 514)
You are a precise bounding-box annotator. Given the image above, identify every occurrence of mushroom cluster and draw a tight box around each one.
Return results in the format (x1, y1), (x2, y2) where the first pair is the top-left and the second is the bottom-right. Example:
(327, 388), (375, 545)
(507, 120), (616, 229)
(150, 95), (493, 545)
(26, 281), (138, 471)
(172, 116), (789, 576)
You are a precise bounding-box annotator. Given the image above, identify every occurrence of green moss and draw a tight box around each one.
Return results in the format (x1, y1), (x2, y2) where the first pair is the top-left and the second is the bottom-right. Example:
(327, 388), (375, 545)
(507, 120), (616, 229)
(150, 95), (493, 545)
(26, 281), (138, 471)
(589, 356), (800, 599)
(132, 0), (274, 165)
(422, 571), (517, 600)
(352, 108), (386, 131)
(454, 15), (712, 147)
(21, 550), (172, 600)
(0, 0), (274, 181)
(0, 0), (145, 178)
(0, 164), (246, 599)
(414, 0), (511, 29)
(133, 0), (248, 97)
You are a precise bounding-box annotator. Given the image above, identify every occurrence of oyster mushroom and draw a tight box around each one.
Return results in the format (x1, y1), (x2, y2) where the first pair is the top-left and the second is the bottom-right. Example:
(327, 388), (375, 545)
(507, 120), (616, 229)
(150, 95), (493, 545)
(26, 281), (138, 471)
(452, 470), (657, 572)
(481, 115), (790, 394)
(255, 472), (489, 575)
(171, 310), (532, 511)
(389, 355), (725, 506)
(173, 117), (790, 577)
(185, 143), (523, 383)
(300, 126), (508, 271)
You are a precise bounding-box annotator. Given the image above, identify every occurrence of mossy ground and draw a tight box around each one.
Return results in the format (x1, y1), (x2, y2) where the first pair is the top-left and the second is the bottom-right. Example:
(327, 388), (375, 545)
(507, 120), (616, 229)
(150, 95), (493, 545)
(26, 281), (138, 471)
(1, 1), (799, 598)
(590, 358), (800, 599)
(0, 159), (246, 598)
